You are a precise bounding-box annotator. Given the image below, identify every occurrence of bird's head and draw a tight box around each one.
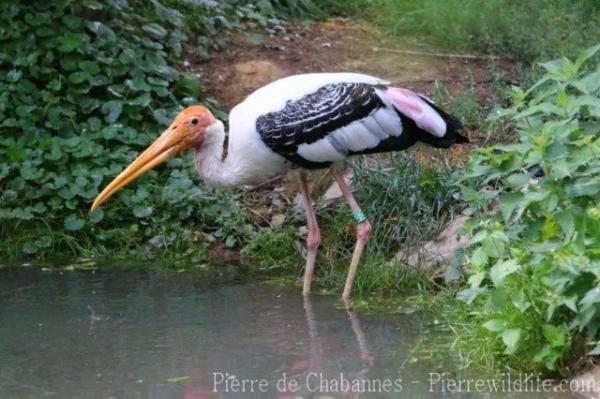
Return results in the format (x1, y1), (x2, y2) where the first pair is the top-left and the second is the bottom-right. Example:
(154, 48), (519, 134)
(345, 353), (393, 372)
(91, 105), (216, 210)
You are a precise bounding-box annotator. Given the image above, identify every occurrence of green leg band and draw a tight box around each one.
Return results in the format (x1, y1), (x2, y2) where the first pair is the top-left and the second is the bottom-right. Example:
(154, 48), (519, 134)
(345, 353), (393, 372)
(353, 210), (367, 224)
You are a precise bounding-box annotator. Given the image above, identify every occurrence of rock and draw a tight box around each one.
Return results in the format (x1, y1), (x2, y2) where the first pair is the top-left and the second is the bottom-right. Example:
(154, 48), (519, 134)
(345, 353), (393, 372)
(571, 365), (600, 398)
(208, 241), (242, 265)
(322, 172), (353, 203)
(270, 213), (286, 229)
(391, 215), (469, 271)
(232, 60), (286, 96)
(322, 182), (343, 202)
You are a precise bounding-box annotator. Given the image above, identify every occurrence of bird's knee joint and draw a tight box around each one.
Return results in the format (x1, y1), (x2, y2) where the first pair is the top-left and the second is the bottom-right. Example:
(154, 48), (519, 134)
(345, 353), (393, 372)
(307, 232), (321, 249)
(357, 220), (371, 239)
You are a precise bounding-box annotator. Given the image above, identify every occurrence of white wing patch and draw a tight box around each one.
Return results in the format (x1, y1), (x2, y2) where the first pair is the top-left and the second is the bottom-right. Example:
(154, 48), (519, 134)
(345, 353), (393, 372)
(294, 107), (404, 163)
(331, 121), (381, 152)
(372, 108), (403, 137)
(297, 138), (346, 163)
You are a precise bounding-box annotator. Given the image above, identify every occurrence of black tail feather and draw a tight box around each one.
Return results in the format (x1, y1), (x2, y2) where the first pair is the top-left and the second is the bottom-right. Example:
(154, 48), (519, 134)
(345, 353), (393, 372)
(418, 95), (469, 146)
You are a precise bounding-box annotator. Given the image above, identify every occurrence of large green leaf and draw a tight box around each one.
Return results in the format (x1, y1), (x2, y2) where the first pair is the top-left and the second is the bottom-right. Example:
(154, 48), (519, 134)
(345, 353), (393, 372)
(101, 100), (123, 123)
(57, 32), (88, 53)
(501, 329), (521, 355)
(64, 214), (85, 231)
(490, 259), (520, 286)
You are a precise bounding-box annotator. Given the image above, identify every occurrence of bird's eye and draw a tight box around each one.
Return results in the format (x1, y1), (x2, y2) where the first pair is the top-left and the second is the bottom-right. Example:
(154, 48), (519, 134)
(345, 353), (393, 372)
(191, 118), (199, 125)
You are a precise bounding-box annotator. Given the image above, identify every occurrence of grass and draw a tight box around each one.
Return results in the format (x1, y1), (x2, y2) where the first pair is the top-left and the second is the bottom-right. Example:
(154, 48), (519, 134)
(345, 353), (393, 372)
(244, 153), (461, 295)
(327, 0), (600, 61)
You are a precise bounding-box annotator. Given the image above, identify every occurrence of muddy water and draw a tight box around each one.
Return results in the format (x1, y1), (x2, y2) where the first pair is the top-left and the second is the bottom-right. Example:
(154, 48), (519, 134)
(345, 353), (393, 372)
(0, 266), (576, 398)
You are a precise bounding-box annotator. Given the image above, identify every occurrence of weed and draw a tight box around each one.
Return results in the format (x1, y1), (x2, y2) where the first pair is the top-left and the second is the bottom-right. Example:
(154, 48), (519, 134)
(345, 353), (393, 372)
(243, 227), (299, 274)
(460, 45), (600, 374)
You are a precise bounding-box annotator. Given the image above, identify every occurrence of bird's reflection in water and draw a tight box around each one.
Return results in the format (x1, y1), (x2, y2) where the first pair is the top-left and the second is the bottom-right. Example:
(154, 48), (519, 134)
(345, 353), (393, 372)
(183, 295), (376, 399)
(273, 296), (375, 399)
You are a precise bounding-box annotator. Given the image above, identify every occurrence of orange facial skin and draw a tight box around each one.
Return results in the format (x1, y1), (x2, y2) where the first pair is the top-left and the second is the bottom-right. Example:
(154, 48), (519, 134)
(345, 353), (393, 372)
(91, 106), (215, 210)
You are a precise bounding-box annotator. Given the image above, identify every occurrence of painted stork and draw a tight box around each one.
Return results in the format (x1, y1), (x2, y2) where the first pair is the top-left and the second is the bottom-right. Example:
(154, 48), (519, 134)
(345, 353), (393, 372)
(91, 73), (468, 299)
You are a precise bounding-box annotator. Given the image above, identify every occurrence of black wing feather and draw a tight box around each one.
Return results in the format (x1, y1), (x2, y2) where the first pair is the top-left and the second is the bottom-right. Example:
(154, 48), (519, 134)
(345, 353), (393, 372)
(255, 83), (466, 169)
(256, 83), (385, 167)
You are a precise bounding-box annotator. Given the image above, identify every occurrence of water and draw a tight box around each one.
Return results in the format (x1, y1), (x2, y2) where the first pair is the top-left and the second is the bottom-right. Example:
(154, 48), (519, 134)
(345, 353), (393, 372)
(0, 266), (578, 398)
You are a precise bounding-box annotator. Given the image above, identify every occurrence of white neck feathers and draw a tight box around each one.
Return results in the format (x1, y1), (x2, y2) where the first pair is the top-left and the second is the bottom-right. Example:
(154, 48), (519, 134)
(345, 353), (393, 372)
(193, 121), (241, 187)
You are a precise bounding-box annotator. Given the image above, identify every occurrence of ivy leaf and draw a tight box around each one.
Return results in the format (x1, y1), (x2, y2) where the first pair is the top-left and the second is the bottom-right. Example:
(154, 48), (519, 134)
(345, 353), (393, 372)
(152, 108), (173, 125)
(125, 75), (150, 92)
(64, 214), (85, 231)
(176, 73), (201, 97)
(25, 12), (50, 26)
(68, 71), (89, 84)
(13, 208), (34, 220)
(22, 242), (38, 254)
(133, 206), (153, 218)
(79, 61), (100, 74)
(62, 15), (82, 29)
(89, 209), (104, 224)
(143, 23), (168, 38)
(225, 236), (236, 248)
(153, 0), (183, 27)
(100, 125), (118, 139)
(101, 100), (123, 123)
(57, 32), (87, 53)
(7, 69), (22, 83)
(151, 64), (179, 80)
(129, 94), (151, 107)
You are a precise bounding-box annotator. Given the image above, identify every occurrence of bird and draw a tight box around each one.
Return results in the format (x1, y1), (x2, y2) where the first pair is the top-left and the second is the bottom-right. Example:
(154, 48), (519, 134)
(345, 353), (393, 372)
(91, 72), (468, 299)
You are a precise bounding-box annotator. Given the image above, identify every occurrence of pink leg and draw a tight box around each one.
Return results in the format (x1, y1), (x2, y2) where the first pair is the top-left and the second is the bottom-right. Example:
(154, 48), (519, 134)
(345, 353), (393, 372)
(346, 307), (375, 366)
(303, 296), (323, 370)
(299, 173), (321, 295)
(331, 169), (372, 299)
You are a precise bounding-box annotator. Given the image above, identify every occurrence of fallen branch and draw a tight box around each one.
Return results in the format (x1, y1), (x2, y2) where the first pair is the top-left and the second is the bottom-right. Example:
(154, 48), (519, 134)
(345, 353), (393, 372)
(372, 47), (509, 60)
(395, 78), (491, 84)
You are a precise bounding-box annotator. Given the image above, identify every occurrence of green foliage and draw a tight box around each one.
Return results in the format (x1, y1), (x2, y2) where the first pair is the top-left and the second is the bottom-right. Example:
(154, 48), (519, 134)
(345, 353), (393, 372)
(460, 46), (600, 373)
(353, 154), (457, 257)
(0, 1), (302, 258)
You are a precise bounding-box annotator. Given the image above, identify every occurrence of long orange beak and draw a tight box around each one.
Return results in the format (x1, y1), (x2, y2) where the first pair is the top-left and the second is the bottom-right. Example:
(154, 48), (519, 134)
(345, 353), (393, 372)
(91, 125), (192, 210)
